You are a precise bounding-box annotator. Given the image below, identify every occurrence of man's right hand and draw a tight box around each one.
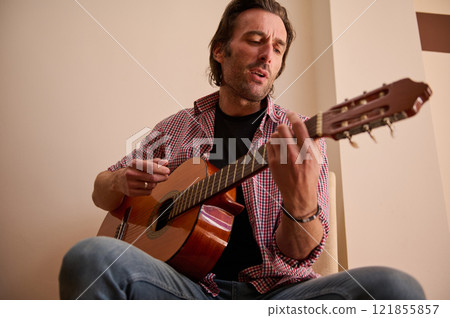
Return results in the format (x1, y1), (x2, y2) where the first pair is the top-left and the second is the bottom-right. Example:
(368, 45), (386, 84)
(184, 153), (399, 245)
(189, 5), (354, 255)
(113, 159), (170, 197)
(92, 158), (170, 211)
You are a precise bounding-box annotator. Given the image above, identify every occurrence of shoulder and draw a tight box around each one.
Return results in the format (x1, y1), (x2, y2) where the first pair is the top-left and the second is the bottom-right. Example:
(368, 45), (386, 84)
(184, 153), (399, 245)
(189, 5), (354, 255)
(154, 91), (219, 132)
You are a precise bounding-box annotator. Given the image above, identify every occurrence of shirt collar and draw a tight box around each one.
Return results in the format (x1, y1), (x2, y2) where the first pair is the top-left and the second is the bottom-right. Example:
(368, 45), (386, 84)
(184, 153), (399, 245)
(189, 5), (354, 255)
(194, 91), (281, 124)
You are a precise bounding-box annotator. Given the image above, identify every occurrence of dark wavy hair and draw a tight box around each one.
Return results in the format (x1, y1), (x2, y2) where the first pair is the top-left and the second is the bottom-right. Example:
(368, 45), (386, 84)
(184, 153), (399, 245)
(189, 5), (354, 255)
(208, 0), (295, 87)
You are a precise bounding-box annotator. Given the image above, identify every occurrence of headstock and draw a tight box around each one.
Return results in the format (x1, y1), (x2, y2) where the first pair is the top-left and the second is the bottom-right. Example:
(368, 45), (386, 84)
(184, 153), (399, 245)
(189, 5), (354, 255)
(314, 78), (432, 147)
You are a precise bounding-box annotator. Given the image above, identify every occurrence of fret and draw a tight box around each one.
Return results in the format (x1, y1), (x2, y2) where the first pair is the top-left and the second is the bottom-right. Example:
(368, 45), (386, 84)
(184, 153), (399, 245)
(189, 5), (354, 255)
(225, 164), (231, 191)
(176, 196), (183, 218)
(195, 181), (201, 206)
(174, 193), (183, 216)
(173, 196), (180, 218)
(176, 192), (183, 213)
(191, 182), (198, 208)
(205, 175), (211, 199)
(185, 185), (193, 211)
(195, 181), (200, 205)
(241, 155), (247, 178)
(176, 193), (183, 216)
(184, 186), (192, 210)
(197, 179), (204, 203)
(204, 177), (210, 200)
(170, 196), (178, 219)
(210, 173), (216, 196)
(233, 162), (237, 184)
(179, 189), (187, 212)
(218, 169), (223, 193)
(246, 158), (252, 178)
(184, 186), (191, 211)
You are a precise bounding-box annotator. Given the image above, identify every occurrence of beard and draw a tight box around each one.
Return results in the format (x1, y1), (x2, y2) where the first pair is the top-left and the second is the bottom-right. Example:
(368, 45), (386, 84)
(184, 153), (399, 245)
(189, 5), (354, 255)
(222, 55), (275, 103)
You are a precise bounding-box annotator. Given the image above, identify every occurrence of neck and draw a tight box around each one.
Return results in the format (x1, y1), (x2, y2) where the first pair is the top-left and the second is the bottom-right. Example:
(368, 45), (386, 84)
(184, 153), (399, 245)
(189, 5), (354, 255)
(218, 86), (265, 116)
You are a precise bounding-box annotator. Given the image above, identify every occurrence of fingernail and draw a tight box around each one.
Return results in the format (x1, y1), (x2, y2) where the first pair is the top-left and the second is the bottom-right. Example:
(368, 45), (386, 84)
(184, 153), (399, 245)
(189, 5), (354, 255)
(157, 159), (169, 168)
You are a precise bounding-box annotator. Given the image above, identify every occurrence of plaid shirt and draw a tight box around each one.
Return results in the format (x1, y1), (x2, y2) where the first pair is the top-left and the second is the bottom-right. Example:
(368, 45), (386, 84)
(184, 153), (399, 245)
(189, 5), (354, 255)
(108, 91), (329, 296)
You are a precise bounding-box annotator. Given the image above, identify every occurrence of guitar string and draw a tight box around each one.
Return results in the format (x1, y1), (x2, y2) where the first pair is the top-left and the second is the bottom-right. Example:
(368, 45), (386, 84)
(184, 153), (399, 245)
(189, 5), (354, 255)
(125, 151), (267, 236)
(117, 170), (197, 236)
(120, 156), (260, 236)
(123, 143), (267, 235)
(122, 138), (298, 237)
(118, 177), (200, 238)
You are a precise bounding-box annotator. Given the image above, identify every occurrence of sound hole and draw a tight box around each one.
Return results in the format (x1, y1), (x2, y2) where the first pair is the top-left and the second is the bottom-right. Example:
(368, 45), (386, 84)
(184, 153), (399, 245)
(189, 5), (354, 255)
(155, 198), (174, 231)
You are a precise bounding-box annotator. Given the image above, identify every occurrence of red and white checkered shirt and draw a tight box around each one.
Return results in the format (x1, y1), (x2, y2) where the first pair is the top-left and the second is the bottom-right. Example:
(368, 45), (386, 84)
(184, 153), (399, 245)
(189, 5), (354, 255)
(108, 91), (330, 296)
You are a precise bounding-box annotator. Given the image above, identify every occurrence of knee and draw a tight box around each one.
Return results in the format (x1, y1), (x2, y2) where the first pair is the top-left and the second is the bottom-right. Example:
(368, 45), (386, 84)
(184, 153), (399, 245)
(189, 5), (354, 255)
(60, 237), (118, 272)
(59, 237), (127, 298)
(366, 267), (425, 300)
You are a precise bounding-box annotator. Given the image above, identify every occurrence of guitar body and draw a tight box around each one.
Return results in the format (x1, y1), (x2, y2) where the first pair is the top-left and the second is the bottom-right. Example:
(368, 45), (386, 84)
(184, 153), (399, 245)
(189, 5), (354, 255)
(97, 158), (244, 281)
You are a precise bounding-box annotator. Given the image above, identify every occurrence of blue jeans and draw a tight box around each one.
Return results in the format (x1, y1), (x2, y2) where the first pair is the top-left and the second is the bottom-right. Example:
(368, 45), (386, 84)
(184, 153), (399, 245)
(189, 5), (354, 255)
(59, 237), (425, 300)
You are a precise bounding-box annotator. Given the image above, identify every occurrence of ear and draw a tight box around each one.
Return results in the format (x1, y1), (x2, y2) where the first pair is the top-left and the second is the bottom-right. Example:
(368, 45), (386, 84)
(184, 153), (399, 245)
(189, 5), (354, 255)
(212, 43), (225, 63)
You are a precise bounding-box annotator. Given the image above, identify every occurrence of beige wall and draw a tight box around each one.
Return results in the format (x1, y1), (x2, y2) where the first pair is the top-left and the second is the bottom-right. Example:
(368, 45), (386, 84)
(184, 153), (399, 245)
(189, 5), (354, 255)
(1, 0), (448, 300)
(326, 0), (450, 299)
(414, 0), (450, 235)
(0, 0), (312, 300)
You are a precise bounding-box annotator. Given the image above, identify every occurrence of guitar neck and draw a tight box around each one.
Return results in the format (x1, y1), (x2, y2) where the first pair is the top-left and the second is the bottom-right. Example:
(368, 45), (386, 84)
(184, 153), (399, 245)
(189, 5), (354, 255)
(170, 116), (319, 217)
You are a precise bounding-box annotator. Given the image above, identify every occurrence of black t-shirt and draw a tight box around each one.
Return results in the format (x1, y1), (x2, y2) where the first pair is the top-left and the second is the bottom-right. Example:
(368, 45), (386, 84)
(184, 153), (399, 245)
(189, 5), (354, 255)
(209, 103), (266, 281)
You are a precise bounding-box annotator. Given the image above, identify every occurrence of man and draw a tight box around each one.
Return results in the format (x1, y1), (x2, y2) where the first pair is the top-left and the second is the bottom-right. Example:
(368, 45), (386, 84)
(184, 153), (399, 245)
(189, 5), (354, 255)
(59, 0), (424, 300)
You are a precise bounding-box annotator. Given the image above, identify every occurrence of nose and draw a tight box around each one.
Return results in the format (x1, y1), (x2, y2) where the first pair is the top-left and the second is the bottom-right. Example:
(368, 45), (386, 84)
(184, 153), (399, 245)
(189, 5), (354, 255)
(258, 43), (273, 64)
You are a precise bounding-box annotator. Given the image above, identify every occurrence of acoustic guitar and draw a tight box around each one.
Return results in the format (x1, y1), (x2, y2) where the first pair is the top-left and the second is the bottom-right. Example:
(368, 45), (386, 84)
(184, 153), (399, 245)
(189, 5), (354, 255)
(97, 78), (432, 280)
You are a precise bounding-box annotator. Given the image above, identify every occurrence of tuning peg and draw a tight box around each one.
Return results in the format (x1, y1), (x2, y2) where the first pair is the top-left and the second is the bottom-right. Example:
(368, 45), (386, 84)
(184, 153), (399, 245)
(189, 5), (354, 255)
(344, 131), (359, 148)
(383, 118), (396, 138)
(363, 124), (377, 143)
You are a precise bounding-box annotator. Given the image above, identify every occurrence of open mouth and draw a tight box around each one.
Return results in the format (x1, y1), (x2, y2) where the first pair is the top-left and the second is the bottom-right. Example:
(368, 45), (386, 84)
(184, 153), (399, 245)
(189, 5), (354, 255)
(250, 68), (268, 80)
(251, 71), (266, 78)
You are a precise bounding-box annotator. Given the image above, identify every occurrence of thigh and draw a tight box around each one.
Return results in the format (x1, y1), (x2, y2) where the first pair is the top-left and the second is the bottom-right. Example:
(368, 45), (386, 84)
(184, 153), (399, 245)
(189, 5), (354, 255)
(60, 237), (211, 300)
(262, 267), (425, 300)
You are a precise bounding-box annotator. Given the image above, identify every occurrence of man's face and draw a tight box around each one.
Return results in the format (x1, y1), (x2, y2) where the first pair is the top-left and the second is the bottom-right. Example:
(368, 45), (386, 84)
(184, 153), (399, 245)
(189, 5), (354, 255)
(215, 9), (287, 102)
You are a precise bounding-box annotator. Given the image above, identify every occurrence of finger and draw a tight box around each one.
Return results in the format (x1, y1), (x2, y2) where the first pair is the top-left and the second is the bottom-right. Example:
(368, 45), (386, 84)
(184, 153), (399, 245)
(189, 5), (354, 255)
(275, 124), (294, 139)
(147, 161), (170, 175)
(131, 158), (166, 168)
(131, 159), (170, 175)
(269, 129), (298, 165)
(152, 158), (169, 168)
(124, 164), (168, 186)
(286, 112), (311, 148)
(267, 132), (278, 161)
(128, 178), (156, 190)
(133, 169), (169, 184)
